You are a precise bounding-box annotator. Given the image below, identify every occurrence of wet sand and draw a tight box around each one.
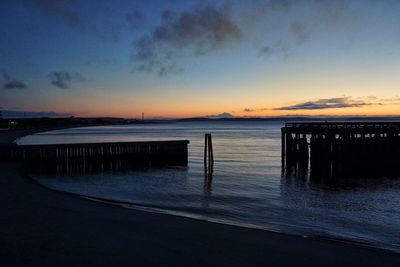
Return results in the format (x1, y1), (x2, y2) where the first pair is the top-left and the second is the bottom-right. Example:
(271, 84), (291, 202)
(1, 129), (400, 266)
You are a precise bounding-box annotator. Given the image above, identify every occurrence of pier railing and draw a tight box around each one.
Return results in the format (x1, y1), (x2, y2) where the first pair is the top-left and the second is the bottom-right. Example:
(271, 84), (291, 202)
(283, 121), (400, 133)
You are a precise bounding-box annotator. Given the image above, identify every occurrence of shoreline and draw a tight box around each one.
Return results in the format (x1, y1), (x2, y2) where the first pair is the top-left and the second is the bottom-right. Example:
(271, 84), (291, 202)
(30, 177), (400, 255)
(1, 128), (400, 266)
(78, 195), (400, 254)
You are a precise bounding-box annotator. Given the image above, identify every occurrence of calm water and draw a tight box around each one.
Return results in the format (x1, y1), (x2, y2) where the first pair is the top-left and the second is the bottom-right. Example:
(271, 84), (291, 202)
(17, 122), (400, 252)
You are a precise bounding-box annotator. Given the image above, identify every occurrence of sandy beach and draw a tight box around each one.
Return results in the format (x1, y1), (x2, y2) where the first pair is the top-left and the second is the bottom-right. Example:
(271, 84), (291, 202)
(1, 129), (400, 266)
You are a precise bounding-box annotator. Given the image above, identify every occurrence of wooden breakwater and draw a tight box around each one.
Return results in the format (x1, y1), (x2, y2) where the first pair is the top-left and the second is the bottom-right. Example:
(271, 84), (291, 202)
(0, 140), (189, 174)
(281, 122), (400, 176)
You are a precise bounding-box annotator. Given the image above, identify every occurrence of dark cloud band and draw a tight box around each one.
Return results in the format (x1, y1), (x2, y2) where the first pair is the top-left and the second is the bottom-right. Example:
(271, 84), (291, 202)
(1, 70), (28, 90)
(3, 80), (27, 90)
(48, 71), (84, 89)
(132, 5), (242, 76)
(274, 97), (379, 110)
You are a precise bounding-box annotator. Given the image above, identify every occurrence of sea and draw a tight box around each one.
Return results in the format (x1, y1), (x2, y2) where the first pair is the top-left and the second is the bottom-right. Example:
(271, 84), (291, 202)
(16, 121), (400, 252)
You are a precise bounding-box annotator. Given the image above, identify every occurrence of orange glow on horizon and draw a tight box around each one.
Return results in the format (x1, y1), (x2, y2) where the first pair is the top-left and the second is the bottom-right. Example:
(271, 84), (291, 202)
(66, 103), (400, 119)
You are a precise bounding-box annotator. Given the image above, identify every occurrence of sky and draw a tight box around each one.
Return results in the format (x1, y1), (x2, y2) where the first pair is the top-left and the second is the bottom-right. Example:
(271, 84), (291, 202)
(1, 0), (400, 118)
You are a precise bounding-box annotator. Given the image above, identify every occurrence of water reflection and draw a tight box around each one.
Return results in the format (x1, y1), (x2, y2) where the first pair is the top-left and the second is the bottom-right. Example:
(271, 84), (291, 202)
(26, 157), (188, 175)
(282, 157), (400, 191)
(201, 167), (214, 208)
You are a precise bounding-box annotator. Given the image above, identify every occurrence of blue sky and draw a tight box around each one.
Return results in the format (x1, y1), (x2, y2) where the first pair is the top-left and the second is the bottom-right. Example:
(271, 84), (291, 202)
(1, 0), (400, 118)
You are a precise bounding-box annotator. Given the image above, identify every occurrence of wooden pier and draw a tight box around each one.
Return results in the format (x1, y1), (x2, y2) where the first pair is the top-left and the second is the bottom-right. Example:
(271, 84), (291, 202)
(0, 140), (189, 173)
(281, 122), (400, 176)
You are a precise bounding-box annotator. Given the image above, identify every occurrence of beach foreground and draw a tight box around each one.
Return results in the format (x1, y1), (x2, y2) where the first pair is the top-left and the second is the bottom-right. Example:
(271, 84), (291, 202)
(1, 130), (400, 266)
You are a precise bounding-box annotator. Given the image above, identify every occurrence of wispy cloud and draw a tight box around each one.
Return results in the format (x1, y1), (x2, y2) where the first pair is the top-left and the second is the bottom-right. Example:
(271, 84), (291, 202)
(259, 40), (289, 57)
(290, 22), (310, 43)
(255, 0), (357, 58)
(48, 71), (84, 89)
(1, 70), (28, 90)
(3, 80), (28, 90)
(379, 97), (400, 102)
(132, 4), (242, 76)
(242, 107), (270, 113)
(273, 97), (381, 110)
(135, 1), (352, 67)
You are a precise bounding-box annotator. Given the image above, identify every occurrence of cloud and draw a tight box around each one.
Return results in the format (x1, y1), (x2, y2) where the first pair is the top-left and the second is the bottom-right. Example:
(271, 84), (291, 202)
(153, 6), (241, 50)
(129, 1), (364, 74)
(158, 62), (184, 76)
(243, 95), (399, 113)
(132, 5), (242, 75)
(250, 0), (353, 25)
(1, 70), (28, 90)
(259, 40), (289, 57)
(3, 80), (28, 90)
(253, 0), (358, 57)
(48, 71), (84, 89)
(242, 107), (270, 113)
(274, 97), (380, 110)
(380, 97), (400, 102)
(290, 22), (310, 43)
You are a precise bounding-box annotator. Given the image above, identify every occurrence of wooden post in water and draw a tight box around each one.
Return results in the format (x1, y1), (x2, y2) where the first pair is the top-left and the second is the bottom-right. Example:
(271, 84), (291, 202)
(208, 134), (214, 170)
(204, 133), (214, 172)
(281, 128), (286, 168)
(204, 134), (208, 166)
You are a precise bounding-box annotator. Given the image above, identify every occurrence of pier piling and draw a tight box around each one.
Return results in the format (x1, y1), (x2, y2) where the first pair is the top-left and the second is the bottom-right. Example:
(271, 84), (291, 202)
(281, 121), (400, 177)
(1, 140), (190, 174)
(204, 133), (214, 175)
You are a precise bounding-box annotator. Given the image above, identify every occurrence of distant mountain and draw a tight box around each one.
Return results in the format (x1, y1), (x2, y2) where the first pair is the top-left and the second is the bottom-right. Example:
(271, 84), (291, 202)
(205, 112), (235, 119)
(1, 110), (72, 119)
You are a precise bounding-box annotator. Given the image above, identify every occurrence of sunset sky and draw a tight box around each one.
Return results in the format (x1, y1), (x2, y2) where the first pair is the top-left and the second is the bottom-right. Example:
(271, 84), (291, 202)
(1, 0), (400, 118)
